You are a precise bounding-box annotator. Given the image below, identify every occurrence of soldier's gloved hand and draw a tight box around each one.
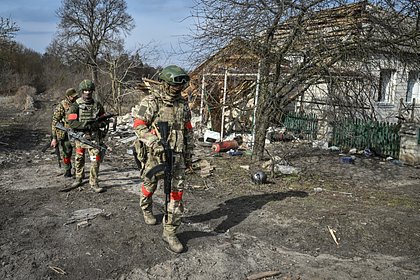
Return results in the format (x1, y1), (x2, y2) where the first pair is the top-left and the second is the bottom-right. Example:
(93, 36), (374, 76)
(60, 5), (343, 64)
(98, 121), (107, 128)
(86, 121), (99, 131)
(151, 142), (164, 156)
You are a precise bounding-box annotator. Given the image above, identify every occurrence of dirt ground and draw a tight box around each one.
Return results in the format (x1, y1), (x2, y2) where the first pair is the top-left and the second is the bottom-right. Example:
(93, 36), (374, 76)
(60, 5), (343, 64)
(1, 94), (420, 280)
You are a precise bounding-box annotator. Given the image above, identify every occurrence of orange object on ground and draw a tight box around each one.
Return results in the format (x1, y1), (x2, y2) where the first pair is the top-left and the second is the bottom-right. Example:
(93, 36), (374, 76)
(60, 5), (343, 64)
(212, 140), (239, 153)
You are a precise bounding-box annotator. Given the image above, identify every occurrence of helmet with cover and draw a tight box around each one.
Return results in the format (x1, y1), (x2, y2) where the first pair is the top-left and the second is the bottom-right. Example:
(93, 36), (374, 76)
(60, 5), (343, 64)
(159, 65), (190, 86)
(65, 88), (78, 97)
(78, 79), (95, 92)
(251, 170), (268, 184)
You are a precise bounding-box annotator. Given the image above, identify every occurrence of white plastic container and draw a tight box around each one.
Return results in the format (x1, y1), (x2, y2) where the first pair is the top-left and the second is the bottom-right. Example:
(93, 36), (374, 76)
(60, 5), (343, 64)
(204, 130), (221, 143)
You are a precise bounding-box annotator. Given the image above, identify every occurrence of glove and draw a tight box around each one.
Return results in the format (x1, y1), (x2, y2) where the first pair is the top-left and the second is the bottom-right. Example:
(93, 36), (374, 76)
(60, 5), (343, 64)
(85, 121), (99, 131)
(151, 141), (164, 156)
(98, 121), (107, 128)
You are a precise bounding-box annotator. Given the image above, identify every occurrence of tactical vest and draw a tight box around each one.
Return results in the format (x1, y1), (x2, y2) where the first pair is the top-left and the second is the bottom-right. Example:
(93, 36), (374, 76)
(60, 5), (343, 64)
(152, 97), (188, 153)
(76, 98), (100, 122)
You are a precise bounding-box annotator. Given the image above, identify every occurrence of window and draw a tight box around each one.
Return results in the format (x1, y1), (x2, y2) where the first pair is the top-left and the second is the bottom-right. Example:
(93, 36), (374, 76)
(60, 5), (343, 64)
(406, 71), (420, 103)
(378, 69), (395, 103)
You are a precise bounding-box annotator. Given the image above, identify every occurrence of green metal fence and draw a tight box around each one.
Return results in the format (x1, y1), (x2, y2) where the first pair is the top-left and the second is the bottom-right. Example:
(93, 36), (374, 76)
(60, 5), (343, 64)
(331, 119), (400, 158)
(283, 112), (319, 140)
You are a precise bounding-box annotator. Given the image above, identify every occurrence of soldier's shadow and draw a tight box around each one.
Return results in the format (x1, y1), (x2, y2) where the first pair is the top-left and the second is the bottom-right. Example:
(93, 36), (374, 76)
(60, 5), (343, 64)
(179, 190), (308, 243)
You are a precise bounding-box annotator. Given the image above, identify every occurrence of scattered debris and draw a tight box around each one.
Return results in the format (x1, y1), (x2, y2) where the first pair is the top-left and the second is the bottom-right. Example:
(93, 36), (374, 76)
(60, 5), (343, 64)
(313, 187), (352, 196)
(48, 265), (67, 275)
(77, 220), (90, 229)
(247, 270), (282, 280)
(340, 156), (355, 164)
(312, 140), (329, 149)
(328, 226), (340, 246)
(349, 148), (357, 154)
(204, 130), (221, 143)
(363, 148), (373, 157)
(251, 170), (268, 185)
(212, 140), (239, 153)
(227, 149), (243, 156)
(274, 164), (301, 175)
(65, 208), (105, 225)
(199, 160), (213, 178)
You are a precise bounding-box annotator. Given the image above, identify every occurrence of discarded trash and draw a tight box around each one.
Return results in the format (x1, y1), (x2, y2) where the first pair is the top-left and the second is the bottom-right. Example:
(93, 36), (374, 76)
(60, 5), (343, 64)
(314, 187), (323, 193)
(247, 270), (281, 280)
(65, 208), (105, 225)
(199, 159), (213, 178)
(340, 156), (355, 164)
(204, 130), (221, 143)
(349, 148), (357, 154)
(251, 170), (268, 184)
(314, 187), (352, 196)
(327, 226), (340, 246)
(312, 140), (329, 149)
(328, 146), (340, 151)
(228, 149), (243, 156)
(212, 140), (239, 153)
(391, 159), (404, 166)
(363, 148), (373, 157)
(49, 265), (67, 275)
(77, 220), (89, 229)
(274, 164), (301, 175)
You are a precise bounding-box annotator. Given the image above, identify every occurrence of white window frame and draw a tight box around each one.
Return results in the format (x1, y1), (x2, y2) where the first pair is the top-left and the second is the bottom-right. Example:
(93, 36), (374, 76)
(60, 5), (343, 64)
(378, 69), (396, 103)
(406, 70), (420, 103)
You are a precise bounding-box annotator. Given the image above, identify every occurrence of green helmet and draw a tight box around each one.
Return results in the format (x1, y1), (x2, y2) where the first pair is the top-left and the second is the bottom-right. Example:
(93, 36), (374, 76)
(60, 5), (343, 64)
(159, 65), (190, 86)
(78, 79), (95, 92)
(65, 87), (77, 97)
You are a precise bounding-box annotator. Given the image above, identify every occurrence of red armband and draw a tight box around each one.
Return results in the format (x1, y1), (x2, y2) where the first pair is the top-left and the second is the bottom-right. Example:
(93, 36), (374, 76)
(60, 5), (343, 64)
(68, 113), (78, 121)
(133, 118), (148, 128)
(184, 121), (193, 130)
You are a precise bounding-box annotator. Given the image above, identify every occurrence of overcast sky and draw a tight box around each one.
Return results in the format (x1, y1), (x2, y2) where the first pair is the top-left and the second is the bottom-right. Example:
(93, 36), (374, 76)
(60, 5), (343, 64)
(0, 0), (195, 69)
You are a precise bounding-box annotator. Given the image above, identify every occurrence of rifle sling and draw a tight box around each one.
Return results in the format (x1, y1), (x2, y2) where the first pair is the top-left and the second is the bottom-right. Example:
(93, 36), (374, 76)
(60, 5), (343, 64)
(145, 163), (165, 180)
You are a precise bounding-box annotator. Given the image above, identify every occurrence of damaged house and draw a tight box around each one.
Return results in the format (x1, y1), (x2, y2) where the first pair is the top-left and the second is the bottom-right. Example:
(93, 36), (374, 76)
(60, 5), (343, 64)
(185, 1), (420, 162)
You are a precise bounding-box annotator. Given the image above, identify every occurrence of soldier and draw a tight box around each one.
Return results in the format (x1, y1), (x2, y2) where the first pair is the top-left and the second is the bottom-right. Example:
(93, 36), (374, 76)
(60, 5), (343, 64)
(51, 88), (78, 177)
(132, 65), (194, 253)
(67, 79), (107, 193)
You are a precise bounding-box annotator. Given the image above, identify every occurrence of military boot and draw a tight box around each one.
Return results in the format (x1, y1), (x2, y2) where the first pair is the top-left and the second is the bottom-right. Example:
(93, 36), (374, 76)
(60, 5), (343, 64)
(142, 209), (157, 225)
(162, 231), (184, 253)
(71, 177), (83, 188)
(90, 184), (105, 193)
(64, 169), (72, 178)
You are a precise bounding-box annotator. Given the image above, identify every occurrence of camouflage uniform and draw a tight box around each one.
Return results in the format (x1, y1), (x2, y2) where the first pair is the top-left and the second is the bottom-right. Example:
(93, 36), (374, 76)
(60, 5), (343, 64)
(51, 88), (78, 174)
(132, 76), (194, 252)
(67, 83), (106, 192)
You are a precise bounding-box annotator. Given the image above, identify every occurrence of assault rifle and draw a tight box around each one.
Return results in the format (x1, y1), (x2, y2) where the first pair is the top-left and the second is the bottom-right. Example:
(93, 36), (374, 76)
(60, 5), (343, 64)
(92, 112), (117, 132)
(145, 122), (173, 222)
(55, 123), (107, 152)
(95, 112), (116, 123)
(41, 137), (62, 168)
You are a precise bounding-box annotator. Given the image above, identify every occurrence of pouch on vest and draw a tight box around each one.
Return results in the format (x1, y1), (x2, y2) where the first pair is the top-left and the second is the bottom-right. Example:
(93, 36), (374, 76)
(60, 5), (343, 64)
(133, 140), (148, 175)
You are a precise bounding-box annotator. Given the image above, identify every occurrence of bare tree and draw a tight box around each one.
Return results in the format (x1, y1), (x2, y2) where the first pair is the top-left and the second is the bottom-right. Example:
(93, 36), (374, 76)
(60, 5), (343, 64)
(0, 17), (19, 42)
(53, 0), (135, 100)
(191, 0), (420, 159)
